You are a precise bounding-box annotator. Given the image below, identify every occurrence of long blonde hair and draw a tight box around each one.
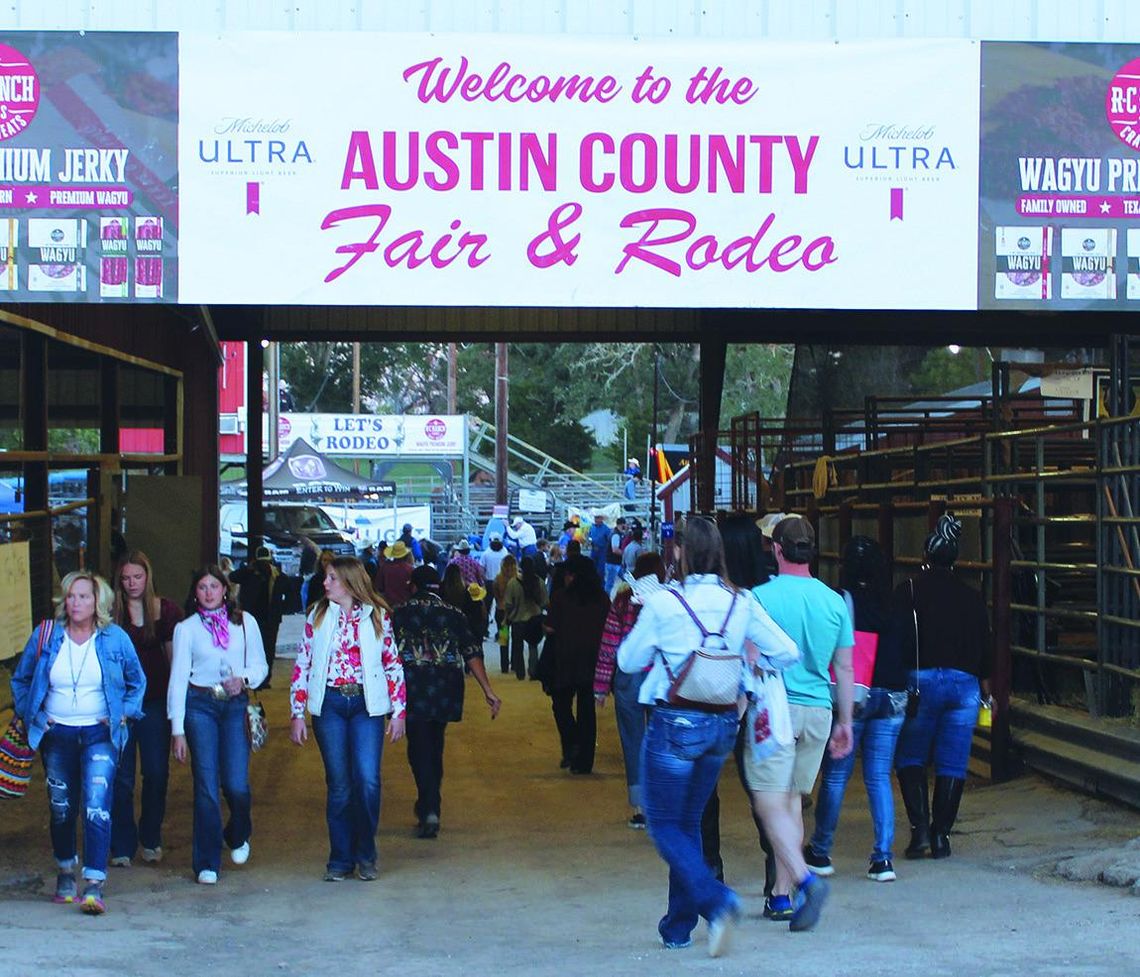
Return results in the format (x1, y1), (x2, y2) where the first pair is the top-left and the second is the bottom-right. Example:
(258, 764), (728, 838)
(113, 550), (160, 640)
(55, 571), (115, 631)
(495, 554), (519, 595)
(311, 557), (391, 637)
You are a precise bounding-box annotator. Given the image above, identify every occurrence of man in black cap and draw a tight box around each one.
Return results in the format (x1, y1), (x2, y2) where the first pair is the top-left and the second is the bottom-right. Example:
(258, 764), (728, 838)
(399, 522), (424, 563)
(391, 565), (501, 839)
(743, 516), (854, 932)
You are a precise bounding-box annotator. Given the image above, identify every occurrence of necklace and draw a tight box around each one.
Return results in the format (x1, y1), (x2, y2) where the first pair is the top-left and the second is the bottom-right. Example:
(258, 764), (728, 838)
(64, 632), (94, 708)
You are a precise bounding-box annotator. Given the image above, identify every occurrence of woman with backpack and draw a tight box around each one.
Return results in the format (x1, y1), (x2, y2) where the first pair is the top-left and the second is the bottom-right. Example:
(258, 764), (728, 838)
(617, 516), (798, 958)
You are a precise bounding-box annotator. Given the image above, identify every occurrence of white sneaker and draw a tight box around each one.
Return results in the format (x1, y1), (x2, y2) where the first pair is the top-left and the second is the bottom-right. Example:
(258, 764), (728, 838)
(196, 870), (218, 885)
(230, 841), (250, 865)
(109, 855), (132, 868)
(141, 846), (163, 864)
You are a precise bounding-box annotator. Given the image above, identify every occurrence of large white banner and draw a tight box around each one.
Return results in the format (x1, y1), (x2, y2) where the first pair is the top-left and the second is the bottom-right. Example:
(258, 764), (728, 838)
(178, 34), (980, 309)
(275, 413), (466, 456)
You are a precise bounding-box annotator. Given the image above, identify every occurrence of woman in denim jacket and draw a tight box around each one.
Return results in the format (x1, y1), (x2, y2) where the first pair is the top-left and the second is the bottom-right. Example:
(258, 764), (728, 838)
(11, 570), (146, 915)
(617, 517), (798, 958)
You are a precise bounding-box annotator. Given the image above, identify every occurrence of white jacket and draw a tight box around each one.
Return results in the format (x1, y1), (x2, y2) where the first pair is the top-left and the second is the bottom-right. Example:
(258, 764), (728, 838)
(298, 603), (402, 718)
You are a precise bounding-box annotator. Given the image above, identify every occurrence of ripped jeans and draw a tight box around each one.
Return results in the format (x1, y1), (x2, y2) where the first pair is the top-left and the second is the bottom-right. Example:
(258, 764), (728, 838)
(40, 723), (117, 881)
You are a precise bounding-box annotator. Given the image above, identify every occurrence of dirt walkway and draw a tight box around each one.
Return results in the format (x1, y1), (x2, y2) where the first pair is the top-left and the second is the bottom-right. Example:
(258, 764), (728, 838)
(2, 647), (1139, 976)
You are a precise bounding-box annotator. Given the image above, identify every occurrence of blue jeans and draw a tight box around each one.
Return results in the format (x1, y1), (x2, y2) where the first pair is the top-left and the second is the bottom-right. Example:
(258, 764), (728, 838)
(895, 668), (980, 779)
(40, 723), (117, 881)
(641, 707), (740, 946)
(183, 688), (252, 875)
(613, 670), (650, 807)
(312, 690), (385, 872)
(809, 688), (905, 863)
(111, 701), (171, 857)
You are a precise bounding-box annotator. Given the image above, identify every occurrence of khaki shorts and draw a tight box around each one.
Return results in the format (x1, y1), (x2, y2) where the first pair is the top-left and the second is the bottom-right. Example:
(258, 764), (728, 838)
(743, 703), (832, 794)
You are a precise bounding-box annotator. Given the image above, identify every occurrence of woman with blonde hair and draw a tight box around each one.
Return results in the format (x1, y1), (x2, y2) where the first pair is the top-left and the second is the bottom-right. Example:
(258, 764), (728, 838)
(10, 571), (145, 913)
(169, 566), (267, 885)
(109, 551), (182, 867)
(290, 556), (406, 880)
(492, 553), (519, 674)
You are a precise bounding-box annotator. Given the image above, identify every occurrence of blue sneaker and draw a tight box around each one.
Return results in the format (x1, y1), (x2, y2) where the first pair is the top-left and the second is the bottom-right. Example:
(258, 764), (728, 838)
(790, 873), (830, 932)
(762, 894), (793, 921)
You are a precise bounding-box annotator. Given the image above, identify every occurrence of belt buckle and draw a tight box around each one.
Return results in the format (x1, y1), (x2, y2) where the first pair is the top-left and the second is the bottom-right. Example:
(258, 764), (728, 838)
(211, 683), (228, 701)
(336, 682), (361, 697)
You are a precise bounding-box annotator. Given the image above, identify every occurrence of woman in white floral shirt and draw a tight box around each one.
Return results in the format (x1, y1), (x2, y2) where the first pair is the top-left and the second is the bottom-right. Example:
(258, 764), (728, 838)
(289, 557), (406, 881)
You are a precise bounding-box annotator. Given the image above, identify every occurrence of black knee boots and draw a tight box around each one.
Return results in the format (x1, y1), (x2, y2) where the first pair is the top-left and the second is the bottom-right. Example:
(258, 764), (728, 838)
(930, 776), (965, 859)
(897, 766), (930, 859)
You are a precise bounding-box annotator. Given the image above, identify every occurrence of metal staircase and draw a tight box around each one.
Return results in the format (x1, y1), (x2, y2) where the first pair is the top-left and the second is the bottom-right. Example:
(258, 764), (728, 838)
(426, 419), (651, 541)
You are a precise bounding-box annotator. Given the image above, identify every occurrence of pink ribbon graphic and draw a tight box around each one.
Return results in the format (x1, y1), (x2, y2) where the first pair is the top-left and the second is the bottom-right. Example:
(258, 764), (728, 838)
(246, 181), (260, 215)
(889, 187), (904, 221)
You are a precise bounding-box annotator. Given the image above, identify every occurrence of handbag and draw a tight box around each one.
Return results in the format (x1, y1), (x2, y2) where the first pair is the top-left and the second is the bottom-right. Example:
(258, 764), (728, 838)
(661, 590), (742, 708)
(241, 621), (268, 753)
(830, 590), (877, 707)
(1, 620), (54, 799)
(747, 668), (794, 764)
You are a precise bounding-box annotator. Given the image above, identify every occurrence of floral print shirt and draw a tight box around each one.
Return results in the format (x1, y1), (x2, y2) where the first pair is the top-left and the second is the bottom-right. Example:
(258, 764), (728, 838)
(290, 602), (406, 719)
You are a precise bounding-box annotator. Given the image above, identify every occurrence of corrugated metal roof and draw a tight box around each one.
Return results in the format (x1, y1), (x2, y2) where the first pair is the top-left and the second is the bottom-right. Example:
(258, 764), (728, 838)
(1, 1), (1138, 41)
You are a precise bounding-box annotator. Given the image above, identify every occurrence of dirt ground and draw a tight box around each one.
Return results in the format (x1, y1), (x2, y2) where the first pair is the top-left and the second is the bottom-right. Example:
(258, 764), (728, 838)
(2, 641), (1139, 977)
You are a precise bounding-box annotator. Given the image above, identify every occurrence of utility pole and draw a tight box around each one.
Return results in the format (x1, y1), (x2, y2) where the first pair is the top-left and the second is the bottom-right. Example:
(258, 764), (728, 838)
(495, 342), (509, 507)
(447, 342), (458, 415)
(352, 342), (361, 413)
(266, 340), (280, 463)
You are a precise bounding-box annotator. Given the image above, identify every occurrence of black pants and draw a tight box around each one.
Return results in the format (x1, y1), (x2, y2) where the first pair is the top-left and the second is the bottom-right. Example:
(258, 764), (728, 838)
(510, 621), (541, 679)
(550, 684), (596, 773)
(406, 718), (448, 822)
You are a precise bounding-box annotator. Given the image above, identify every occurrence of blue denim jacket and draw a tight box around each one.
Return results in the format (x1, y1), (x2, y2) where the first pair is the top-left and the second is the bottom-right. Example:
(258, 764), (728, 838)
(10, 620), (146, 752)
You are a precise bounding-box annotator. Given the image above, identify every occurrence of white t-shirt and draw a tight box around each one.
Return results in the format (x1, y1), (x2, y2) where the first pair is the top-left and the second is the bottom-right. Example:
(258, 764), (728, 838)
(45, 633), (108, 726)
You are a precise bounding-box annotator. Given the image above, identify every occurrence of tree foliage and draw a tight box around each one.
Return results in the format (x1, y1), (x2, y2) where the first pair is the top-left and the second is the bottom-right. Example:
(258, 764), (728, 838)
(275, 340), (793, 473)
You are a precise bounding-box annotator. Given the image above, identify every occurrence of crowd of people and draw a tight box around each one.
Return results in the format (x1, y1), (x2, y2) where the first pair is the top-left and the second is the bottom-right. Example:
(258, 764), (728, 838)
(8, 508), (990, 958)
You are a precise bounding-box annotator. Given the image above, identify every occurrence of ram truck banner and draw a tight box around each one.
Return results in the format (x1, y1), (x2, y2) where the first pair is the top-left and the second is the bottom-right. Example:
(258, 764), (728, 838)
(176, 33), (980, 309)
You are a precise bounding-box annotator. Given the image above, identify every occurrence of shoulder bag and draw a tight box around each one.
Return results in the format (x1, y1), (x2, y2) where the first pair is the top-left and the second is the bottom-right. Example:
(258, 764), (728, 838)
(1, 620), (54, 798)
(241, 620), (268, 752)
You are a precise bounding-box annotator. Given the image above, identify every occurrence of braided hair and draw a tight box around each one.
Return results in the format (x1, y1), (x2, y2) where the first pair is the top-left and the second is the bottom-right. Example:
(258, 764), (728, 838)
(923, 512), (962, 568)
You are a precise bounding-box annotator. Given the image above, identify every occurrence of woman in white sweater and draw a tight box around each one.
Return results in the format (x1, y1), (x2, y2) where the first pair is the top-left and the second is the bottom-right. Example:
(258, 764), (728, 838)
(168, 565), (267, 885)
(289, 557), (405, 881)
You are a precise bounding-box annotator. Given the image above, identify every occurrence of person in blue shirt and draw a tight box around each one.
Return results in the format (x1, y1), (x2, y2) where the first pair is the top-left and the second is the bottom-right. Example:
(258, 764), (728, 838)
(398, 524), (423, 563)
(745, 516), (854, 933)
(587, 513), (611, 582)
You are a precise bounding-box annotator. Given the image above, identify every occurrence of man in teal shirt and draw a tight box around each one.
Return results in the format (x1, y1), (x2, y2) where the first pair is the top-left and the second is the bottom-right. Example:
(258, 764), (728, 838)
(746, 516), (854, 932)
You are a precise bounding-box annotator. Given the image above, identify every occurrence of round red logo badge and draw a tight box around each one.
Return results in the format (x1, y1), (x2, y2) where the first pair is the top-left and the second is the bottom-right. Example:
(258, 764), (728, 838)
(0, 43), (40, 141)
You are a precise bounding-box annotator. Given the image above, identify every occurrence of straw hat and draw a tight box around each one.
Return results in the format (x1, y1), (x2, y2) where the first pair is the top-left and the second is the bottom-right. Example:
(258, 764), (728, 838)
(467, 582), (487, 602)
(388, 541), (411, 560)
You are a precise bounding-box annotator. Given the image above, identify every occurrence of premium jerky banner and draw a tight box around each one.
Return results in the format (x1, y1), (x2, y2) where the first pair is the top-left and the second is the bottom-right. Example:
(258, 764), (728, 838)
(177, 34), (980, 309)
(0, 32), (178, 303)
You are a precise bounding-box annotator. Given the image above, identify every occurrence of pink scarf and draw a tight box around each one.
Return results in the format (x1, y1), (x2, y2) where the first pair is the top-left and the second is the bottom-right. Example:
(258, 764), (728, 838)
(198, 605), (230, 648)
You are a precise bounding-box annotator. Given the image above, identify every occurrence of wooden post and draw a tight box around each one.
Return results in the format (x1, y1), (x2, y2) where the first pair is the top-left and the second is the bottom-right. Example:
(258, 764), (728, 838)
(494, 342), (508, 507)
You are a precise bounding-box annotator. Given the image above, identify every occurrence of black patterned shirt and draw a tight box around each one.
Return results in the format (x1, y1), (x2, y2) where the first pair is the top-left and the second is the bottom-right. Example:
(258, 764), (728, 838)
(391, 592), (483, 723)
